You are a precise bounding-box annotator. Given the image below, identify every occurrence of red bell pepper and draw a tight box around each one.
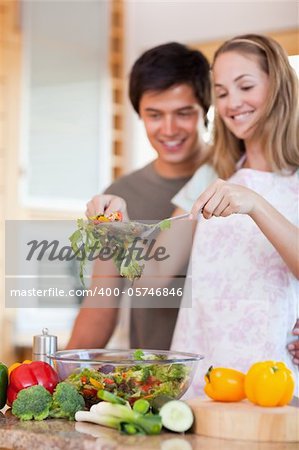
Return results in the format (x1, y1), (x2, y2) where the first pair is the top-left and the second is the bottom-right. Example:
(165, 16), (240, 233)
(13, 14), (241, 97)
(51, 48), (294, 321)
(7, 361), (58, 406)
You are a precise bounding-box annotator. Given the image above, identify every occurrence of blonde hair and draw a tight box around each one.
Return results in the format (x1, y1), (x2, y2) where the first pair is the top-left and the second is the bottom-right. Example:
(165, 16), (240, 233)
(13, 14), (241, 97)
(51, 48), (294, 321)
(209, 34), (299, 179)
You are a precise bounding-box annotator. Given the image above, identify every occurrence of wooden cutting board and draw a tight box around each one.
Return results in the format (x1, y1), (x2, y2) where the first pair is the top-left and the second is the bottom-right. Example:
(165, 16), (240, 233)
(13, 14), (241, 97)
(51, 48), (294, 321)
(187, 398), (299, 442)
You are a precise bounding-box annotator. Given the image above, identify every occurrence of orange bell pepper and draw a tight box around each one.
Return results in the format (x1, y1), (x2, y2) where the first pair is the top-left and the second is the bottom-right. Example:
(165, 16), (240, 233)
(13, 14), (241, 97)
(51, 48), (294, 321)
(204, 366), (246, 402)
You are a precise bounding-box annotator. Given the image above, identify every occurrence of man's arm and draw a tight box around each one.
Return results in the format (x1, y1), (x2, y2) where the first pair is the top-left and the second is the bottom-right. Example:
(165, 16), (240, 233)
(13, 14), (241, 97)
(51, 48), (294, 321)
(66, 307), (118, 349)
(66, 257), (123, 349)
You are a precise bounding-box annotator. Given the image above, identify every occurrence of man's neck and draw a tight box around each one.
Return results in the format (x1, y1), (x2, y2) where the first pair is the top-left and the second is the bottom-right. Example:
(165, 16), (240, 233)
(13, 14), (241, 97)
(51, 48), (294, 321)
(154, 146), (207, 179)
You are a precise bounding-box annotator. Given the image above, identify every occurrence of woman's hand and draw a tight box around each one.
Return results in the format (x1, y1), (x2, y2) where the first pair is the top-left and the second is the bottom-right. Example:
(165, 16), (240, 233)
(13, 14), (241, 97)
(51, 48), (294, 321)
(191, 178), (258, 220)
(190, 178), (299, 279)
(85, 194), (129, 221)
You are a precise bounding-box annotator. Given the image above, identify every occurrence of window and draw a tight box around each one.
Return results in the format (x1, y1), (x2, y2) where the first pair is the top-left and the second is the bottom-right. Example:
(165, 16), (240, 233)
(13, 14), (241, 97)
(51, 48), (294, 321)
(20, 1), (112, 212)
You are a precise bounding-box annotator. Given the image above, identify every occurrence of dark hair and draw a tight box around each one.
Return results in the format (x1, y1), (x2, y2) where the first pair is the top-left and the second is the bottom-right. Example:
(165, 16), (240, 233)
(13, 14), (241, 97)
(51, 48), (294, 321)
(129, 42), (211, 125)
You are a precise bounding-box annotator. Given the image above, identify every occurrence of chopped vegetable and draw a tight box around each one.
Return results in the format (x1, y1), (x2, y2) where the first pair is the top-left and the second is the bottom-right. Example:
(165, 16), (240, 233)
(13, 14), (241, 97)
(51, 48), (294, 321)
(12, 385), (52, 421)
(89, 211), (123, 224)
(159, 219), (171, 231)
(66, 351), (190, 406)
(97, 389), (127, 405)
(89, 377), (102, 389)
(75, 399), (162, 435)
(118, 250), (144, 281)
(0, 362), (8, 409)
(69, 214), (172, 285)
(151, 395), (175, 414)
(133, 349), (145, 360)
(245, 361), (295, 407)
(7, 361), (59, 406)
(151, 394), (194, 432)
(133, 399), (150, 415)
(204, 366), (246, 402)
(49, 382), (85, 420)
(159, 400), (194, 432)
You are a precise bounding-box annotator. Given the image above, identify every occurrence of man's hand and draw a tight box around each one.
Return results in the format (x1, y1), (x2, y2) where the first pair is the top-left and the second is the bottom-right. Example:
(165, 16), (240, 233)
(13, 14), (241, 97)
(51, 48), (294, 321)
(287, 319), (299, 366)
(86, 194), (129, 221)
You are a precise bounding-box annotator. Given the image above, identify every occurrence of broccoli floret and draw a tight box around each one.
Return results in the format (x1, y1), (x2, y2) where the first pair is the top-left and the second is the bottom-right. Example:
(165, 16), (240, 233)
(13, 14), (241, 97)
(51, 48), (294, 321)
(12, 385), (52, 421)
(49, 382), (85, 420)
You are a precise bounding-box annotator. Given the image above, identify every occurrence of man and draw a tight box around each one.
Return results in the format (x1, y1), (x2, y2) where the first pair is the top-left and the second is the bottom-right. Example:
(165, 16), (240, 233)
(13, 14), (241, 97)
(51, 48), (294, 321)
(67, 42), (211, 350)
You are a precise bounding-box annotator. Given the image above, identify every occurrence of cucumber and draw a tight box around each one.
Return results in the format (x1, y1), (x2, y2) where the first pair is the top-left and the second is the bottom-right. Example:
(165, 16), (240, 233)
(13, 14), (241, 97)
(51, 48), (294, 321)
(159, 400), (194, 433)
(151, 395), (174, 414)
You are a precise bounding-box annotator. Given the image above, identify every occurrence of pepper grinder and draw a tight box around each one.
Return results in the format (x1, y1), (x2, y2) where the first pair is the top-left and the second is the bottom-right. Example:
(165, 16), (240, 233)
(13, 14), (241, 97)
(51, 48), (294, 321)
(32, 328), (57, 367)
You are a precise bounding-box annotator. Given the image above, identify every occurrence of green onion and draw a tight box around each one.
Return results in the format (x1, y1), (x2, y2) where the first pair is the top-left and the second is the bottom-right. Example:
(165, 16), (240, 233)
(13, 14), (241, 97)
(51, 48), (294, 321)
(97, 389), (127, 405)
(133, 399), (150, 415)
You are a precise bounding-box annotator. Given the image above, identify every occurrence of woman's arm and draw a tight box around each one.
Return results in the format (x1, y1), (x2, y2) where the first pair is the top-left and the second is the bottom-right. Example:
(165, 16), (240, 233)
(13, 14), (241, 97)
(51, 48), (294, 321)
(191, 178), (299, 279)
(249, 194), (299, 279)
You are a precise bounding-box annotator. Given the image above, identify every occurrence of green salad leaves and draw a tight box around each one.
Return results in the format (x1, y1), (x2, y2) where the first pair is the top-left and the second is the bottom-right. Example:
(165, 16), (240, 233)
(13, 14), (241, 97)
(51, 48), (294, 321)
(69, 218), (171, 286)
(66, 350), (190, 407)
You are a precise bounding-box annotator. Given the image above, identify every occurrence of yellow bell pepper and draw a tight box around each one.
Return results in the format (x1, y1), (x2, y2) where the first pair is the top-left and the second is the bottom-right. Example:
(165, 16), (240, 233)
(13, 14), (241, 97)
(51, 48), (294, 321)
(8, 359), (32, 377)
(245, 361), (295, 407)
(204, 366), (246, 402)
(89, 377), (104, 389)
(89, 377), (103, 389)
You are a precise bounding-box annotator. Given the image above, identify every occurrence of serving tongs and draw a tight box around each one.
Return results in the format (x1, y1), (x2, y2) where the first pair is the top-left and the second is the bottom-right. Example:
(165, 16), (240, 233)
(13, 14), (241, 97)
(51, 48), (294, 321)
(91, 212), (191, 240)
(140, 212), (190, 238)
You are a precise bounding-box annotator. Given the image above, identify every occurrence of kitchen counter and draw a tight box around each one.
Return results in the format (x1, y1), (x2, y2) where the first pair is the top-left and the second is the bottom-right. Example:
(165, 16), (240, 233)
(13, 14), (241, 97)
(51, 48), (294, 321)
(0, 410), (298, 450)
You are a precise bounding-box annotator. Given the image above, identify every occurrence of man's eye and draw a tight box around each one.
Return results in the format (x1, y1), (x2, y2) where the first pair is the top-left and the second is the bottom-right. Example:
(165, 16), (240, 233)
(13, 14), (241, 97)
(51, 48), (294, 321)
(148, 114), (160, 119)
(178, 111), (192, 117)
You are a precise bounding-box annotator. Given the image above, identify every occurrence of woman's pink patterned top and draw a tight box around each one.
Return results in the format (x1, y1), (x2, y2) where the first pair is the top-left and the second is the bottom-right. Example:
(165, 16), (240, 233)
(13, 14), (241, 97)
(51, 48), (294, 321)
(171, 168), (299, 398)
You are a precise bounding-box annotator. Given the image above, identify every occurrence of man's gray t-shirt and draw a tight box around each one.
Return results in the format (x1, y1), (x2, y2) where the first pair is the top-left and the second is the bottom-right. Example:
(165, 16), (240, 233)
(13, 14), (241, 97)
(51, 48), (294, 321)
(105, 162), (191, 350)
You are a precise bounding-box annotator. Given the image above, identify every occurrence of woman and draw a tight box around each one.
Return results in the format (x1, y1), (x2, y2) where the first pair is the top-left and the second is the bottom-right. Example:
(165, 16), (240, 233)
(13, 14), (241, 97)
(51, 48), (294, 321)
(171, 34), (299, 396)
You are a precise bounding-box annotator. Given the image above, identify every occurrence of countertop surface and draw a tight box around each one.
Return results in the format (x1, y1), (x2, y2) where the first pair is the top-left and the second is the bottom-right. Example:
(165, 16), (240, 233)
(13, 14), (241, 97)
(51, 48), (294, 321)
(0, 410), (298, 450)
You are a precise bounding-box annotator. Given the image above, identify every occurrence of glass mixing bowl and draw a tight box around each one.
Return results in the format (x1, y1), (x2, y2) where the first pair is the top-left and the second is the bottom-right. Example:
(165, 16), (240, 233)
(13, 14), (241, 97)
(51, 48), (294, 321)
(49, 349), (203, 406)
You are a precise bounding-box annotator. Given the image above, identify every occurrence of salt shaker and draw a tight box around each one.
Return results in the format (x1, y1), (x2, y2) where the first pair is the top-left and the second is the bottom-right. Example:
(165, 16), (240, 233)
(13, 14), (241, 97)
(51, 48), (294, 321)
(32, 328), (57, 367)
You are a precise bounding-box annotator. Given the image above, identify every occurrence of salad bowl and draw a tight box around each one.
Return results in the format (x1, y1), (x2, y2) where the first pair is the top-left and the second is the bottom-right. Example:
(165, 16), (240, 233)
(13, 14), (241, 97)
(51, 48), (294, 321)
(48, 349), (203, 406)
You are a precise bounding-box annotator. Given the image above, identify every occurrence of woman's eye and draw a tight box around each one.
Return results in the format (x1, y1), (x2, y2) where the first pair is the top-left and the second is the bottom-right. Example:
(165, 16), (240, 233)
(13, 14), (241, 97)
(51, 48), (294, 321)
(241, 86), (254, 91)
(216, 93), (227, 99)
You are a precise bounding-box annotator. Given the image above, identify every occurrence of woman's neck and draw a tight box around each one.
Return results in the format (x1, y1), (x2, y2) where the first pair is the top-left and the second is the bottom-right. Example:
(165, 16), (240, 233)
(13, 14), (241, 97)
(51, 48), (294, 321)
(243, 139), (272, 172)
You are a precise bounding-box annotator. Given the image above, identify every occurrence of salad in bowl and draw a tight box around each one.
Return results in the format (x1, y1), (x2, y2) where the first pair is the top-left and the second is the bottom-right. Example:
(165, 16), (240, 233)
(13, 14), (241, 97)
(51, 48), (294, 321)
(49, 349), (203, 408)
